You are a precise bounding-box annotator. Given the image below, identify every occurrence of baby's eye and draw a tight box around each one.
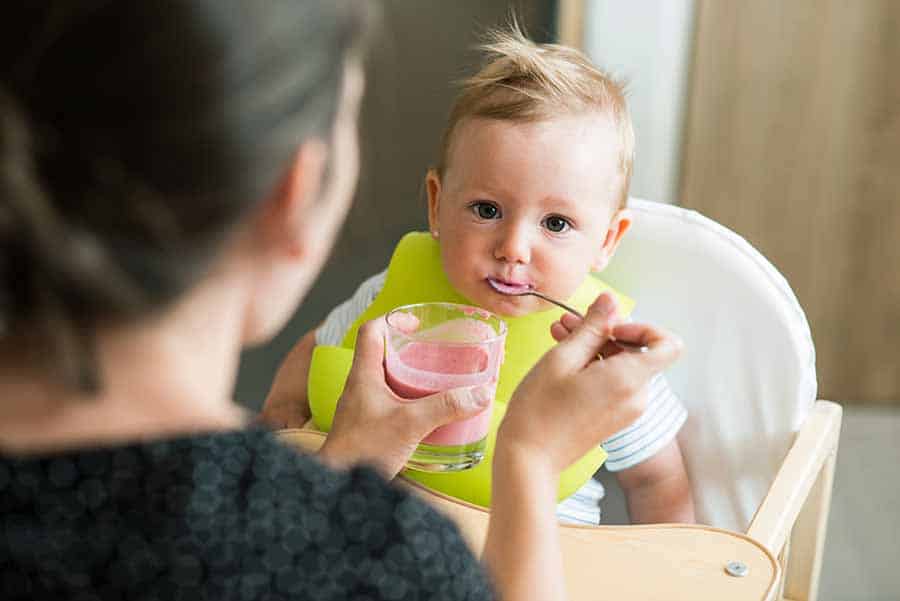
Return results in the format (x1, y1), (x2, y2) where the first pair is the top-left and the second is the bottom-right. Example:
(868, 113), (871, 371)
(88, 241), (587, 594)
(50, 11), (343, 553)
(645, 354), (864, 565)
(543, 215), (571, 233)
(471, 202), (500, 220)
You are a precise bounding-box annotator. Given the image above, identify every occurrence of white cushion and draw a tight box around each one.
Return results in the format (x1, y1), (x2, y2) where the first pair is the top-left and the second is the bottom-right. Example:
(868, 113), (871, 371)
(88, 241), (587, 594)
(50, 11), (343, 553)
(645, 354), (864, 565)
(600, 199), (817, 531)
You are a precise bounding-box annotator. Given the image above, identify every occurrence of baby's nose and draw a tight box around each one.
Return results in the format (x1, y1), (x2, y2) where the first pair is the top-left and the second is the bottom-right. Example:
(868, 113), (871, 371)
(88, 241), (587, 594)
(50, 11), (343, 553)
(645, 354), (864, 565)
(494, 225), (532, 264)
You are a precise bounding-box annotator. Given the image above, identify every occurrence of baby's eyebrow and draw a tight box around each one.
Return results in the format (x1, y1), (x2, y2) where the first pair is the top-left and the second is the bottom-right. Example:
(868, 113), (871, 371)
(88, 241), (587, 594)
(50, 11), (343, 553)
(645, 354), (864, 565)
(460, 186), (508, 203)
(540, 194), (580, 211)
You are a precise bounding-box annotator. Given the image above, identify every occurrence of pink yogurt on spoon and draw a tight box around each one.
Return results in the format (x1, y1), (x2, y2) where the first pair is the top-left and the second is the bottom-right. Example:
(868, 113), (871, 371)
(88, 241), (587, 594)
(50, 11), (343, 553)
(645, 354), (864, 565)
(385, 317), (502, 446)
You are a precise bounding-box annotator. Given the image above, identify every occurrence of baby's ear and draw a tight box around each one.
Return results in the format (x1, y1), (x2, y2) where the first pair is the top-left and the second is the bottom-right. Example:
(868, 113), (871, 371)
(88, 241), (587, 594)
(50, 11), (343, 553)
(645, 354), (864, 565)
(593, 209), (632, 272)
(426, 169), (442, 239)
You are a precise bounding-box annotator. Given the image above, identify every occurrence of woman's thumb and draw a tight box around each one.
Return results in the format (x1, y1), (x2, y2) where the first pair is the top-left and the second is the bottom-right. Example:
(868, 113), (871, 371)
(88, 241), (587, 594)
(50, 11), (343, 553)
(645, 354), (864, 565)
(410, 384), (493, 431)
(350, 317), (389, 378)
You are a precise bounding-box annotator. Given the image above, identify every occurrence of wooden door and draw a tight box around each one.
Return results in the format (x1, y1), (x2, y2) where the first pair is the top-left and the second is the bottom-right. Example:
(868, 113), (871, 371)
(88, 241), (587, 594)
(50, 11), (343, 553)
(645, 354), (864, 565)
(680, 1), (900, 402)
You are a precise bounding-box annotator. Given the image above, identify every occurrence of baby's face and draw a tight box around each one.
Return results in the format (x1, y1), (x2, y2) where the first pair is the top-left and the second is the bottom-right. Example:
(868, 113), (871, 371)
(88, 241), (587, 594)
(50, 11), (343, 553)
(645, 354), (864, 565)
(428, 114), (629, 317)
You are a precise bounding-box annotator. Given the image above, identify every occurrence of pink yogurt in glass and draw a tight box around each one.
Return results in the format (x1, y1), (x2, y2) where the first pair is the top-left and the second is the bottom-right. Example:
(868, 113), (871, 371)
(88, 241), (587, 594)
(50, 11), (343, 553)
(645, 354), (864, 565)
(385, 314), (504, 446)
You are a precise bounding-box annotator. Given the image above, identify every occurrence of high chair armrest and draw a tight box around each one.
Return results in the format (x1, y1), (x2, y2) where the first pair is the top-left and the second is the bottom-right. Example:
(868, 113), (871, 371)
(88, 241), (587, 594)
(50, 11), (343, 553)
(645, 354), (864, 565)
(276, 426), (327, 454)
(747, 400), (842, 553)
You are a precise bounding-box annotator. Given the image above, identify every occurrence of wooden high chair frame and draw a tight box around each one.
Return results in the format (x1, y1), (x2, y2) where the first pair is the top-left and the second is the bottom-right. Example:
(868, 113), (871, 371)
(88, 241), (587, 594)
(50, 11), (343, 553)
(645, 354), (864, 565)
(279, 398), (840, 601)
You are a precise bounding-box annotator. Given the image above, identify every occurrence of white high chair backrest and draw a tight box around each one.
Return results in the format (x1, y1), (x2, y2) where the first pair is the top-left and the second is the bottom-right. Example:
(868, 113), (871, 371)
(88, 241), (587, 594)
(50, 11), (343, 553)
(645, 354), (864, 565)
(601, 199), (817, 532)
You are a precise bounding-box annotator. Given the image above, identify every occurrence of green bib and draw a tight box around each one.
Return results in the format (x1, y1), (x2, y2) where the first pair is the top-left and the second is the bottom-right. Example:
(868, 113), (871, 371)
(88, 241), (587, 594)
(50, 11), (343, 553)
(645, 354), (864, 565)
(308, 232), (634, 507)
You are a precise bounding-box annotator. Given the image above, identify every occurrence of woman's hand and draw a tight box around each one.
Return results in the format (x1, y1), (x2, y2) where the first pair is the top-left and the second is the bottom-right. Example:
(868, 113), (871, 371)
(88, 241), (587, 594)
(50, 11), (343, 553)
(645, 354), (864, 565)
(484, 293), (683, 601)
(318, 317), (493, 478)
(497, 292), (682, 475)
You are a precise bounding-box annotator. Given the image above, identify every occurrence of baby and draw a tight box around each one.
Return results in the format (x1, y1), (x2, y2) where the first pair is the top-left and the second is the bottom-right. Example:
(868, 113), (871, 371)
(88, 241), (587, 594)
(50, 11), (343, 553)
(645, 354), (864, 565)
(278, 27), (694, 525)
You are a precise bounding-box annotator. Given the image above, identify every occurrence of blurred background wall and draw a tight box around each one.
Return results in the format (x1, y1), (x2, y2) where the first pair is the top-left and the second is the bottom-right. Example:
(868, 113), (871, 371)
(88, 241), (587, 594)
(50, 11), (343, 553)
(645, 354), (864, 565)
(579, 1), (696, 204)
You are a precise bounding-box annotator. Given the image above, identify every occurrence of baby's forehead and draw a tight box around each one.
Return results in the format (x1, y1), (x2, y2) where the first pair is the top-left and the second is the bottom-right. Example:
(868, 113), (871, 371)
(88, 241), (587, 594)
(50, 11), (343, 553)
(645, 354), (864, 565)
(445, 115), (623, 194)
(448, 114), (620, 165)
(454, 112), (618, 141)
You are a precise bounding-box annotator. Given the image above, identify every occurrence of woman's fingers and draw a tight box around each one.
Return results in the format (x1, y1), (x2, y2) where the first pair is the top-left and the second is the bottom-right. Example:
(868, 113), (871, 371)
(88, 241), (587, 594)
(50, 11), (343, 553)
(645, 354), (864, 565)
(611, 322), (668, 347)
(407, 384), (493, 432)
(550, 298), (618, 342)
(349, 317), (390, 379)
(504, 295), (685, 479)
(550, 321), (569, 342)
(560, 311), (582, 332)
(548, 293), (617, 367)
(590, 323), (683, 381)
(389, 311), (420, 334)
(550, 302), (680, 368)
(612, 323), (684, 361)
(552, 326), (635, 357)
(599, 339), (623, 358)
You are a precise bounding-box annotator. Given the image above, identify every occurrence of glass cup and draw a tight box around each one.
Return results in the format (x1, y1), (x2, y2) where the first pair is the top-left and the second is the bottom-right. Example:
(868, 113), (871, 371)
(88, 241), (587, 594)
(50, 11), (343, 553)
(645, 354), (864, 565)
(385, 302), (507, 472)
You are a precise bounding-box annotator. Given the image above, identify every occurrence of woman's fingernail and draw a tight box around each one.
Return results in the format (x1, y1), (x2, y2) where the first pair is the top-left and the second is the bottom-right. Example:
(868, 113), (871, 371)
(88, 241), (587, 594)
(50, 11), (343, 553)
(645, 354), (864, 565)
(595, 293), (615, 315)
(471, 385), (493, 408)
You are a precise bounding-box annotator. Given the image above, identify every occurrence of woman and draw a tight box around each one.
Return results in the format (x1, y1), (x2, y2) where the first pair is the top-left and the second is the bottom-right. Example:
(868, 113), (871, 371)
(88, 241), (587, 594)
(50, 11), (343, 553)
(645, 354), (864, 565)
(0, 2), (679, 600)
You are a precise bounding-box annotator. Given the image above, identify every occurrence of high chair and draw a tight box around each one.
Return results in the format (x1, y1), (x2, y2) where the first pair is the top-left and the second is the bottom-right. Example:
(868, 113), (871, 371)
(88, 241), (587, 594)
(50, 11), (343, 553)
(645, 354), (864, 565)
(278, 199), (841, 601)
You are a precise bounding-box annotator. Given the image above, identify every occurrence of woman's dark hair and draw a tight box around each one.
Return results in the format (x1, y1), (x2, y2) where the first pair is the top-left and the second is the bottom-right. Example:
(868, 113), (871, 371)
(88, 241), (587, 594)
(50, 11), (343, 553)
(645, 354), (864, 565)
(0, 1), (372, 391)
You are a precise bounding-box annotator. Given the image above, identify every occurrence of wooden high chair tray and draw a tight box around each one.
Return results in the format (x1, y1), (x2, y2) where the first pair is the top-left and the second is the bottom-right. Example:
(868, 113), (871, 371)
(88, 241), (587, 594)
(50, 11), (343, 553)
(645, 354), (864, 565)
(277, 428), (780, 601)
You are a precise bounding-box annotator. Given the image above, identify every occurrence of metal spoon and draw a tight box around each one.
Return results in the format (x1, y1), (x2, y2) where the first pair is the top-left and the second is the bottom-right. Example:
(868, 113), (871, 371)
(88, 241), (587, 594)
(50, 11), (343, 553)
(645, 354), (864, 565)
(511, 289), (649, 353)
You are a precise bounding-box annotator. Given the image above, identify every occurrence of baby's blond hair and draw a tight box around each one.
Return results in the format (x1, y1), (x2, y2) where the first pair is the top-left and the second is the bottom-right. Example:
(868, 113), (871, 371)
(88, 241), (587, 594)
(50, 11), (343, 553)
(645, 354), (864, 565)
(437, 25), (635, 208)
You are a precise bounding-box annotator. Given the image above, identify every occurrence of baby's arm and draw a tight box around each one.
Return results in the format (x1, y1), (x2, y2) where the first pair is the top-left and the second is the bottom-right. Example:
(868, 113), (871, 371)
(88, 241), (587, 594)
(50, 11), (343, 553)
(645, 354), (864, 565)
(599, 368), (694, 524)
(261, 270), (389, 429)
(259, 328), (318, 429)
(614, 438), (695, 524)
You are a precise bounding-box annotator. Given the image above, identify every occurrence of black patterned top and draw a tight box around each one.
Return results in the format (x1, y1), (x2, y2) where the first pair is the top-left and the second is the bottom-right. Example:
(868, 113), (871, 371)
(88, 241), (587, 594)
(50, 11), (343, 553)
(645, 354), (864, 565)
(0, 428), (494, 600)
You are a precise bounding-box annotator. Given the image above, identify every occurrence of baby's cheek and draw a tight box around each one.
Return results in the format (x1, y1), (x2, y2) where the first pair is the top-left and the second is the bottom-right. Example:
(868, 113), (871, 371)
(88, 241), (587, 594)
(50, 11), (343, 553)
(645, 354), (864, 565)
(546, 265), (591, 300)
(441, 248), (479, 296)
(438, 241), (463, 274)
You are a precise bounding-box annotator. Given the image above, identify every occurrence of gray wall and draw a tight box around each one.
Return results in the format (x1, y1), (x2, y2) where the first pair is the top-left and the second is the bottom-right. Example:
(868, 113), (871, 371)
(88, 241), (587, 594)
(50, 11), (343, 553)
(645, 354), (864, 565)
(582, 0), (695, 204)
(235, 1), (555, 408)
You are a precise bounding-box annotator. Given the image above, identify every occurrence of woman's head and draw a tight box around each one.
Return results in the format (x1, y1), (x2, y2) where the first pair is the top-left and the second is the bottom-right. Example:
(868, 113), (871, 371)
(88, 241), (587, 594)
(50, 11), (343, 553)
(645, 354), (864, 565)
(0, 1), (372, 389)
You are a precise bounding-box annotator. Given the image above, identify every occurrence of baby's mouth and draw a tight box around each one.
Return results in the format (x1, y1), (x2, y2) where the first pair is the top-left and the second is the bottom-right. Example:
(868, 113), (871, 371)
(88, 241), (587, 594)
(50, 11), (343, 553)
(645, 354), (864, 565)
(487, 277), (532, 295)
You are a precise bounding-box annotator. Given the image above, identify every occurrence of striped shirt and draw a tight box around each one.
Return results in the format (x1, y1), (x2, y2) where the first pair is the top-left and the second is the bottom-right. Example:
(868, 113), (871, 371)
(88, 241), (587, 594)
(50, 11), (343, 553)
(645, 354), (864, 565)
(316, 270), (688, 525)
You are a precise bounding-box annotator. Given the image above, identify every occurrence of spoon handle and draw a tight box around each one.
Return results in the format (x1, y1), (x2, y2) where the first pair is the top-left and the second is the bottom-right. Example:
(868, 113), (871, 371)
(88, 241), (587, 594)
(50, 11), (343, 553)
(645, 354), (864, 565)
(524, 290), (585, 319)
(524, 290), (649, 353)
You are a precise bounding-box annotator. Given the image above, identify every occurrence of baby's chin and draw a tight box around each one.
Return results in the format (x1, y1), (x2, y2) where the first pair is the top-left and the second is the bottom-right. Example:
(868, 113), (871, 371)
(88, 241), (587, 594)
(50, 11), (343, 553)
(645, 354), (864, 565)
(466, 290), (545, 319)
